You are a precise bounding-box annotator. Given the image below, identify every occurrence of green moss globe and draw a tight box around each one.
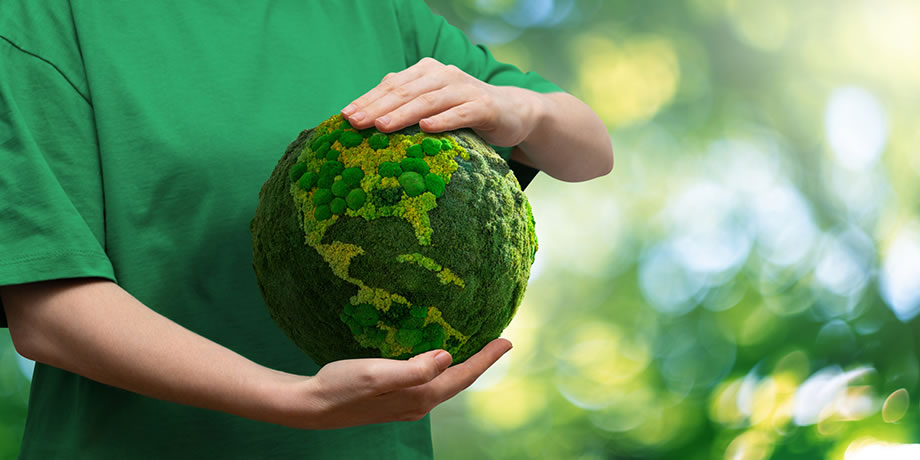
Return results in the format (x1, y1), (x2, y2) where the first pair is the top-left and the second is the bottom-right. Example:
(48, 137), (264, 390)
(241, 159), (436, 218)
(250, 113), (538, 365)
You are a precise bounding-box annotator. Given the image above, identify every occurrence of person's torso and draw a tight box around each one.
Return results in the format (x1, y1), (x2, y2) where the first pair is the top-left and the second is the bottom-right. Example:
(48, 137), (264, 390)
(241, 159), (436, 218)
(15, 1), (433, 458)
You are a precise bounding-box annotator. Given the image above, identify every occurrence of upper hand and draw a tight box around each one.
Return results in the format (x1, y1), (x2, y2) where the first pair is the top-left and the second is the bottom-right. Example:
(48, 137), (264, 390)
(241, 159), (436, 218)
(341, 57), (543, 148)
(288, 338), (513, 430)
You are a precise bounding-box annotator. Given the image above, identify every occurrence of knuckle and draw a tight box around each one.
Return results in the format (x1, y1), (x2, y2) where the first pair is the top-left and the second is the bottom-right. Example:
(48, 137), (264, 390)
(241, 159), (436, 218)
(379, 79), (396, 93)
(454, 105), (472, 121)
(414, 361), (439, 384)
(420, 56), (440, 66)
(441, 64), (459, 78)
(358, 369), (379, 389)
(392, 84), (412, 100)
(476, 100), (497, 126)
(419, 91), (439, 105)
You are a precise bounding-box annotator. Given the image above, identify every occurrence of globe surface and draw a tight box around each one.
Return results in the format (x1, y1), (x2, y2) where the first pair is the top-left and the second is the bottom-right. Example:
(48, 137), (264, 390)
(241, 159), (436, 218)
(250, 114), (537, 365)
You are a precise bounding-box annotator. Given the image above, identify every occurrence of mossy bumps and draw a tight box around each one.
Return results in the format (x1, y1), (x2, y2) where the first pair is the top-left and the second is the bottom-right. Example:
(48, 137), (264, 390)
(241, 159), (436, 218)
(250, 113), (538, 365)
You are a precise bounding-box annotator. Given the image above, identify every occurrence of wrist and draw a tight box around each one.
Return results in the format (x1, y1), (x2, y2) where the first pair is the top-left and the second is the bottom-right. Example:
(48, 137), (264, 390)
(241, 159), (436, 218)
(247, 368), (319, 429)
(517, 88), (550, 151)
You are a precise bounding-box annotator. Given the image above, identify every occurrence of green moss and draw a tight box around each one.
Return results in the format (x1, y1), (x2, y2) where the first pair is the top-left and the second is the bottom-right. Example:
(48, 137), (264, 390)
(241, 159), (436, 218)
(375, 187), (403, 206)
(339, 131), (363, 148)
(297, 171), (318, 190)
(342, 167), (364, 187)
(365, 326), (386, 346)
(325, 149), (341, 161)
(314, 204), (332, 221)
(398, 171), (426, 197)
(331, 180), (350, 198)
(346, 188), (367, 210)
(400, 157), (429, 175)
(320, 161), (345, 177)
(289, 162), (309, 181)
(423, 323), (445, 343)
(252, 113), (535, 366)
(317, 172), (335, 188)
(330, 197), (346, 214)
(313, 188), (333, 206)
(311, 135), (329, 151)
(315, 141), (331, 159)
(396, 329), (423, 347)
(406, 144), (424, 158)
(424, 173), (445, 198)
(400, 316), (424, 329)
(353, 304), (379, 326)
(368, 133), (390, 150)
(397, 253), (441, 271)
(378, 161), (402, 178)
(422, 137), (441, 156)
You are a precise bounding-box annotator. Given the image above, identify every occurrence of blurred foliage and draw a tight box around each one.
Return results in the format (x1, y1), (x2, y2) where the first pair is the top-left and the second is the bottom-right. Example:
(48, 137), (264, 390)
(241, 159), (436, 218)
(424, 0), (920, 459)
(2, 0), (920, 458)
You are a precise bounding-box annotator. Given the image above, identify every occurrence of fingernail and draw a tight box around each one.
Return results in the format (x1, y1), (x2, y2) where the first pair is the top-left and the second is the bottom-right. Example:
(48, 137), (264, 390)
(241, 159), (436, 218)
(341, 104), (357, 116)
(434, 350), (452, 370)
(351, 111), (366, 122)
(377, 115), (391, 127)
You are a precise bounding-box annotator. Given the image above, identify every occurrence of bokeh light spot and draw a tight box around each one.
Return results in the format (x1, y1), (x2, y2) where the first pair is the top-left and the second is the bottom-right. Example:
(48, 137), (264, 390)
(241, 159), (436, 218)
(466, 377), (548, 430)
(571, 34), (680, 127)
(794, 366), (874, 426)
(825, 87), (888, 171)
(724, 429), (774, 460)
(726, 0), (790, 51)
(880, 223), (920, 321)
(882, 388), (909, 423)
(554, 322), (651, 409)
(639, 242), (703, 315)
(845, 438), (920, 460)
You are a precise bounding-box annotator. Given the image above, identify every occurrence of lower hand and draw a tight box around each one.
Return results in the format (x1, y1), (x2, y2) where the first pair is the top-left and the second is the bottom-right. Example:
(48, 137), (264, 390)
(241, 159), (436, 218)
(288, 338), (512, 430)
(341, 57), (543, 148)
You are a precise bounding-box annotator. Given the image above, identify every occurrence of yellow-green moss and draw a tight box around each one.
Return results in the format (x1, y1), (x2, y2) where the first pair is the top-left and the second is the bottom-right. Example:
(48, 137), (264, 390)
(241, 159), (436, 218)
(396, 253), (466, 288)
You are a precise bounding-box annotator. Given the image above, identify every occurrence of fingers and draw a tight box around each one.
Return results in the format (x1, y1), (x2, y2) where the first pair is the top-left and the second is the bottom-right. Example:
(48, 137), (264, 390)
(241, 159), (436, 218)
(376, 87), (475, 133)
(419, 99), (496, 134)
(368, 338), (512, 423)
(342, 57), (492, 133)
(308, 340), (512, 428)
(357, 78), (450, 131)
(423, 338), (513, 403)
(341, 71), (417, 123)
(365, 349), (453, 395)
(342, 58), (441, 127)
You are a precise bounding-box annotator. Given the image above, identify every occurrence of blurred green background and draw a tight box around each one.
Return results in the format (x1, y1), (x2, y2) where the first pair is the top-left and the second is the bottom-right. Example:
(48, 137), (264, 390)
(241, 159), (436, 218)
(3, 0), (920, 458)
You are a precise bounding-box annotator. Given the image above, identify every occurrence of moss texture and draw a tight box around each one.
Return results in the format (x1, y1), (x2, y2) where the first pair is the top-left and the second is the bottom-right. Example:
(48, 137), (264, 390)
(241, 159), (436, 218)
(250, 113), (537, 365)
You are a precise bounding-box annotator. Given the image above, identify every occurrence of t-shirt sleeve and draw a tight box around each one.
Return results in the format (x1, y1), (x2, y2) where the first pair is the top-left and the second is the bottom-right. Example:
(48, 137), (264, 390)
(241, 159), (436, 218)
(397, 0), (564, 188)
(0, 38), (116, 327)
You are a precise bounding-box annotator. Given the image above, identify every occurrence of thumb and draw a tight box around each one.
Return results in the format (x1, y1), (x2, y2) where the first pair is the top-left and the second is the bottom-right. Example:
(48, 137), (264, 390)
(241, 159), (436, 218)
(375, 350), (453, 393)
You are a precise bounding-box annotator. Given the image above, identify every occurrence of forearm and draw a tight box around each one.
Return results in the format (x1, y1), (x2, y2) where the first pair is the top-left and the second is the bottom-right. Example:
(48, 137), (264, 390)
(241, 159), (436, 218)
(511, 90), (613, 182)
(2, 278), (308, 427)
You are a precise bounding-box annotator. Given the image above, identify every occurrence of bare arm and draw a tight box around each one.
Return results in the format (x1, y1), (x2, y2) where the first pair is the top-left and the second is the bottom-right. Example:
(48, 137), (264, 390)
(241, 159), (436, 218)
(1, 278), (512, 429)
(510, 90), (613, 182)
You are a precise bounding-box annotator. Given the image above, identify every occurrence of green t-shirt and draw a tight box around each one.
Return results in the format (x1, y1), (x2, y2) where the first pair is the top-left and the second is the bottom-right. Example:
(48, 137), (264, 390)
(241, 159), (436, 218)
(0, 1), (560, 458)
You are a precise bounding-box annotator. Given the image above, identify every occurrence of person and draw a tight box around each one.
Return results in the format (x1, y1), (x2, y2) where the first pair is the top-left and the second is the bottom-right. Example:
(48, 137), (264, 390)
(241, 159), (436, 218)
(0, 0), (612, 458)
